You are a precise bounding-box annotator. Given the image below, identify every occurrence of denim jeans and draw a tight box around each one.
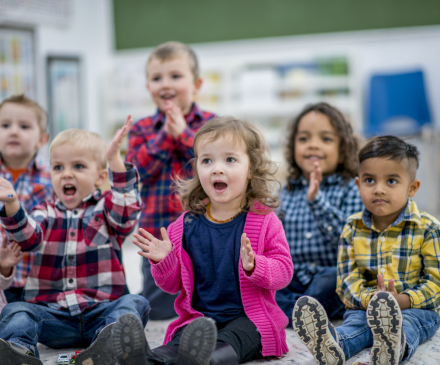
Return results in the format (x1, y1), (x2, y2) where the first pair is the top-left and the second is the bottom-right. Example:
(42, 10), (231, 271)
(335, 308), (440, 362)
(0, 294), (150, 358)
(276, 266), (345, 327)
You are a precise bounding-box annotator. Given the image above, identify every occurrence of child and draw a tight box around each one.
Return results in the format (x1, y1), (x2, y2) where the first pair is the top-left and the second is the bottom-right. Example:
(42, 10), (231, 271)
(0, 235), (23, 311)
(292, 136), (440, 365)
(0, 94), (53, 303)
(113, 117), (294, 365)
(276, 102), (363, 325)
(126, 41), (217, 320)
(0, 117), (149, 365)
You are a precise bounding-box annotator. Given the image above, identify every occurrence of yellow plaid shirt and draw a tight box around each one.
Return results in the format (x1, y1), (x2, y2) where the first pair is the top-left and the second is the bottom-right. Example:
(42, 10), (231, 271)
(337, 199), (440, 314)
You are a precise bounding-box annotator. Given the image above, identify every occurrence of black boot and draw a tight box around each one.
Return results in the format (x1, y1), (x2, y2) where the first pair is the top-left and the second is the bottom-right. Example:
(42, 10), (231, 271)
(76, 323), (117, 365)
(210, 343), (239, 365)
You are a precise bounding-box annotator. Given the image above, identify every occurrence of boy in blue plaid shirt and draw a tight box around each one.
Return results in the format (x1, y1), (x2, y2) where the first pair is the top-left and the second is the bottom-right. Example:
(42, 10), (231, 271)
(276, 103), (363, 326)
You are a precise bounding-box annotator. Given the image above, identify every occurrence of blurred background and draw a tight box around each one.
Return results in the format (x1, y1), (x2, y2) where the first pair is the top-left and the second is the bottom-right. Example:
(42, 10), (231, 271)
(1, 0), (439, 217)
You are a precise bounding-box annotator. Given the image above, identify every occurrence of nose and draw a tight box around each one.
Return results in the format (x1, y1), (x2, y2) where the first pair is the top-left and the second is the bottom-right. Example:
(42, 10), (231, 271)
(61, 167), (73, 179)
(307, 136), (320, 149)
(373, 183), (385, 195)
(211, 162), (224, 175)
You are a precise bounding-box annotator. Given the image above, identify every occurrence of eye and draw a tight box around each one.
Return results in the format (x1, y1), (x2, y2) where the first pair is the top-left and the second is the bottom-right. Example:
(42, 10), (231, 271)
(152, 76), (161, 82)
(322, 136), (333, 142)
(74, 164), (85, 169)
(1, 123), (10, 128)
(201, 158), (211, 164)
(52, 165), (62, 171)
(20, 124), (30, 130)
(388, 178), (397, 185)
(172, 73), (182, 79)
(365, 178), (374, 184)
(226, 157), (236, 163)
(297, 136), (308, 142)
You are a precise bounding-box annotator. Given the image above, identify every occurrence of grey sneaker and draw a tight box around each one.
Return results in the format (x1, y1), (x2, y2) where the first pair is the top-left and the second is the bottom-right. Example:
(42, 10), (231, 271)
(292, 296), (345, 365)
(76, 323), (117, 365)
(367, 292), (406, 365)
(0, 338), (42, 365)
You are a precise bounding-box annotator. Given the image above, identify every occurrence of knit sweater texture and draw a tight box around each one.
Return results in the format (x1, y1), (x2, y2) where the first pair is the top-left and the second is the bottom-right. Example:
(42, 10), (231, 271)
(151, 209), (294, 357)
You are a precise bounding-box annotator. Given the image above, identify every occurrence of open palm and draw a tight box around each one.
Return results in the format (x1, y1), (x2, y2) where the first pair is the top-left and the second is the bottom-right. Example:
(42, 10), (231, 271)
(0, 236), (23, 269)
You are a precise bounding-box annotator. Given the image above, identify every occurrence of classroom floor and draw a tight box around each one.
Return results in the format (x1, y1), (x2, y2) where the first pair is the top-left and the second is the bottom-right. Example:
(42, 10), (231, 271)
(38, 239), (440, 365)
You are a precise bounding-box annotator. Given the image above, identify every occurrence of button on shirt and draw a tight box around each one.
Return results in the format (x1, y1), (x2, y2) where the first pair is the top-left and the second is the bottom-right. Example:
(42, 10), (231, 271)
(0, 164), (142, 316)
(280, 174), (363, 285)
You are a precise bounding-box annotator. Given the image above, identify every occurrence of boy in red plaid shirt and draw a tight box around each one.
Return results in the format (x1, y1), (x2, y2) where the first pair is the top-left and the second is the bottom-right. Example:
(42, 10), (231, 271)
(0, 117), (149, 365)
(126, 42), (216, 319)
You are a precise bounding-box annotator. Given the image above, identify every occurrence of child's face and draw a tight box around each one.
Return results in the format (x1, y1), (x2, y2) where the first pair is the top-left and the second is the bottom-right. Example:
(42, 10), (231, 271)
(147, 56), (202, 115)
(50, 144), (107, 210)
(355, 157), (420, 229)
(196, 134), (251, 211)
(0, 103), (48, 167)
(294, 111), (342, 179)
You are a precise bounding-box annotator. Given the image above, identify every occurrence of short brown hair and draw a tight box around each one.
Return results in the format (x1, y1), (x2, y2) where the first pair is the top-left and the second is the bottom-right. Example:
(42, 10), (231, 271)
(146, 41), (199, 80)
(177, 116), (280, 214)
(50, 129), (107, 170)
(0, 94), (48, 133)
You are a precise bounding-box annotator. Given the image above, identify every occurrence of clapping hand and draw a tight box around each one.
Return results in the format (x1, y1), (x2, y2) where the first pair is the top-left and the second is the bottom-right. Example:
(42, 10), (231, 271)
(0, 236), (23, 277)
(107, 115), (133, 172)
(307, 162), (322, 201)
(240, 233), (255, 273)
(164, 100), (187, 139)
(0, 177), (20, 216)
(133, 227), (173, 263)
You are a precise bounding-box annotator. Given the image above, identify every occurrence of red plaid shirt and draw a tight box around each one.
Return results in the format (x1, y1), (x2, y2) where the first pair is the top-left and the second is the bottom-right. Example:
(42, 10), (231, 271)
(0, 164), (141, 315)
(126, 103), (216, 237)
(0, 154), (53, 288)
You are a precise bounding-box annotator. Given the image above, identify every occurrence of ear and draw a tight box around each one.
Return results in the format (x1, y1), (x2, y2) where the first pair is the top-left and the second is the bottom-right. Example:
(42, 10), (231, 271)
(355, 176), (360, 188)
(193, 77), (203, 95)
(408, 179), (421, 198)
(37, 132), (49, 149)
(95, 169), (108, 188)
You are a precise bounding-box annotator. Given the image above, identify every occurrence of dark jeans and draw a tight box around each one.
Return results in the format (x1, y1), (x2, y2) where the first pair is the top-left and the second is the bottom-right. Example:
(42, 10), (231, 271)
(276, 266), (345, 327)
(141, 257), (178, 320)
(0, 294), (150, 358)
(3, 287), (24, 303)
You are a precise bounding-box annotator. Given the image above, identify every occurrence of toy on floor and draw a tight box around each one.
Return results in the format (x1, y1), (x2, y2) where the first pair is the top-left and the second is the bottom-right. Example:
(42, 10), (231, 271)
(57, 353), (70, 364)
(70, 350), (82, 364)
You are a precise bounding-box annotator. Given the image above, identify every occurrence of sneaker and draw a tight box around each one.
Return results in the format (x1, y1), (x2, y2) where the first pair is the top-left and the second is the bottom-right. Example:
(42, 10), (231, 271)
(0, 338), (42, 365)
(112, 313), (155, 365)
(76, 323), (117, 365)
(367, 292), (406, 365)
(292, 296), (345, 365)
(175, 317), (217, 365)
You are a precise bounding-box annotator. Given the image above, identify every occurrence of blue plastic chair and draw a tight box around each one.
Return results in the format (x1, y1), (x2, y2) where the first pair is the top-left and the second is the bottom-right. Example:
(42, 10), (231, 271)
(365, 70), (432, 136)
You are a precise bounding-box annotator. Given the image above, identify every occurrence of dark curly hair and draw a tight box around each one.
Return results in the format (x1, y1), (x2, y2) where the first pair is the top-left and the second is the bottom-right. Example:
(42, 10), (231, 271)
(285, 102), (359, 187)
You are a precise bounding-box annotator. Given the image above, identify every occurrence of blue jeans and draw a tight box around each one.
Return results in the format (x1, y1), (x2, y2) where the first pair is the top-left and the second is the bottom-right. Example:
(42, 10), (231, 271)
(276, 266), (345, 327)
(0, 294), (150, 358)
(335, 308), (440, 362)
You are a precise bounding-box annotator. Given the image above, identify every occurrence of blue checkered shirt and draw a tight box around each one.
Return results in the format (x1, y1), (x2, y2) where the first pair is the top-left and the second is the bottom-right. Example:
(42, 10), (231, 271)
(280, 173), (363, 285)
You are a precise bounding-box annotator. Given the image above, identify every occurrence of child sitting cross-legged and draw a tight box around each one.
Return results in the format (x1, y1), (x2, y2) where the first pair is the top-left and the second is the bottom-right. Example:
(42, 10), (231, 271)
(0, 116), (149, 365)
(112, 117), (294, 365)
(292, 135), (440, 365)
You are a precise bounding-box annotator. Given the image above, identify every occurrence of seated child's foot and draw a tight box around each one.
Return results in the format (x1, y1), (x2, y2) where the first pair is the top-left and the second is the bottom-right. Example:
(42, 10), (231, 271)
(0, 338), (42, 365)
(292, 296), (345, 365)
(76, 323), (117, 365)
(367, 292), (406, 365)
(175, 317), (217, 365)
(112, 313), (155, 365)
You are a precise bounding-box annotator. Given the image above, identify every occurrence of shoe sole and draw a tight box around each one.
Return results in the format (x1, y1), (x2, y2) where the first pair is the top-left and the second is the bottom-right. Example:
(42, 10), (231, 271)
(0, 339), (42, 365)
(175, 317), (217, 365)
(76, 323), (117, 365)
(112, 313), (150, 365)
(292, 296), (345, 365)
(367, 292), (403, 365)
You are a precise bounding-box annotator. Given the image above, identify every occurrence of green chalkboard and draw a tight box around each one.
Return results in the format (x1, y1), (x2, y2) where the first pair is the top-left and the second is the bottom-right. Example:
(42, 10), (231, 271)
(113, 0), (440, 50)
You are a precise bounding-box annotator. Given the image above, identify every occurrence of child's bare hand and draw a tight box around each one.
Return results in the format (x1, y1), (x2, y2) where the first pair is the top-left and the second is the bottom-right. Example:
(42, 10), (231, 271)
(307, 162), (322, 201)
(0, 178), (20, 216)
(0, 236), (23, 272)
(133, 227), (172, 263)
(240, 233), (255, 273)
(373, 274), (410, 310)
(107, 115), (132, 172)
(164, 100), (187, 139)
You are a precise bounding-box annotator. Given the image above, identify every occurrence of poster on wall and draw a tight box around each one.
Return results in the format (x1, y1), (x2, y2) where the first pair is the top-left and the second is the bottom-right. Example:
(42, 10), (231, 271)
(0, 26), (35, 101)
(47, 56), (82, 137)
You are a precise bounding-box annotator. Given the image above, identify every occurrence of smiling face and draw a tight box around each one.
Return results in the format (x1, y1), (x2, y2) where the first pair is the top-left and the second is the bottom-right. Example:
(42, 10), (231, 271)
(0, 103), (48, 168)
(355, 157), (420, 231)
(50, 144), (107, 210)
(196, 134), (251, 215)
(146, 56), (202, 115)
(294, 111), (342, 179)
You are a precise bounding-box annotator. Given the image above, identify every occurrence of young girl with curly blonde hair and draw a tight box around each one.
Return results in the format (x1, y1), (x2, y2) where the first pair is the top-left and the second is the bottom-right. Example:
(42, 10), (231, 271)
(112, 116), (294, 365)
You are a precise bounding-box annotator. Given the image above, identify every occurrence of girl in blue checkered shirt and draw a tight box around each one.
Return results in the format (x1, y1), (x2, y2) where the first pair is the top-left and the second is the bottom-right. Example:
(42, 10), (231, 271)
(276, 102), (363, 326)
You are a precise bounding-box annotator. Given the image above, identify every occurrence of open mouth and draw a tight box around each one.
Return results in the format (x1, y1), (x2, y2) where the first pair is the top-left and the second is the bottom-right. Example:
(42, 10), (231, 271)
(305, 156), (322, 160)
(160, 94), (176, 100)
(213, 181), (227, 190)
(63, 184), (77, 196)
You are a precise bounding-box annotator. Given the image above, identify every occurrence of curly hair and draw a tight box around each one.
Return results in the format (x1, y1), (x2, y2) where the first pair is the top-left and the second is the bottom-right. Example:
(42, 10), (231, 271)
(176, 116), (281, 214)
(285, 102), (359, 186)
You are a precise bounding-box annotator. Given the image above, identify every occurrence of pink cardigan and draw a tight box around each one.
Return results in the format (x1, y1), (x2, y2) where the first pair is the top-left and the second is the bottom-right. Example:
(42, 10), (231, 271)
(151, 209), (294, 357)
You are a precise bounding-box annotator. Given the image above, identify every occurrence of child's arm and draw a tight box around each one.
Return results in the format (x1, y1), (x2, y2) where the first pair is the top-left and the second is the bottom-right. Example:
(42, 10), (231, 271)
(0, 178), (21, 217)
(0, 236), (23, 278)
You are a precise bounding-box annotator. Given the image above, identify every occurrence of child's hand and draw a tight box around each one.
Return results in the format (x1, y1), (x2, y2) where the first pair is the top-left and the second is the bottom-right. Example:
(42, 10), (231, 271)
(133, 227), (172, 263)
(0, 236), (23, 277)
(0, 177), (20, 216)
(164, 100), (187, 139)
(373, 274), (411, 310)
(107, 115), (132, 172)
(240, 233), (255, 273)
(307, 162), (322, 201)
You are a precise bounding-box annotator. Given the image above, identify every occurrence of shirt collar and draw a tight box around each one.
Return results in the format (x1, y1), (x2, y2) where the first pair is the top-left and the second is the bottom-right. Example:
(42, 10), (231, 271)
(288, 173), (343, 187)
(55, 189), (102, 211)
(152, 103), (203, 129)
(0, 153), (45, 172)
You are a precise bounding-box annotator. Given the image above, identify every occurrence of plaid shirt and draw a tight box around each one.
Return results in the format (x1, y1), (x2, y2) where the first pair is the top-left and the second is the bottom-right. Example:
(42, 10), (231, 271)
(0, 163), (141, 316)
(337, 199), (440, 315)
(0, 154), (53, 288)
(125, 103), (216, 237)
(280, 174), (363, 285)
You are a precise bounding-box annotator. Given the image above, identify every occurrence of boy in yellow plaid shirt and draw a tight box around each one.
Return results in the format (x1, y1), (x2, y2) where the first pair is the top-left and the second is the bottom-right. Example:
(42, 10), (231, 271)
(292, 135), (440, 365)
